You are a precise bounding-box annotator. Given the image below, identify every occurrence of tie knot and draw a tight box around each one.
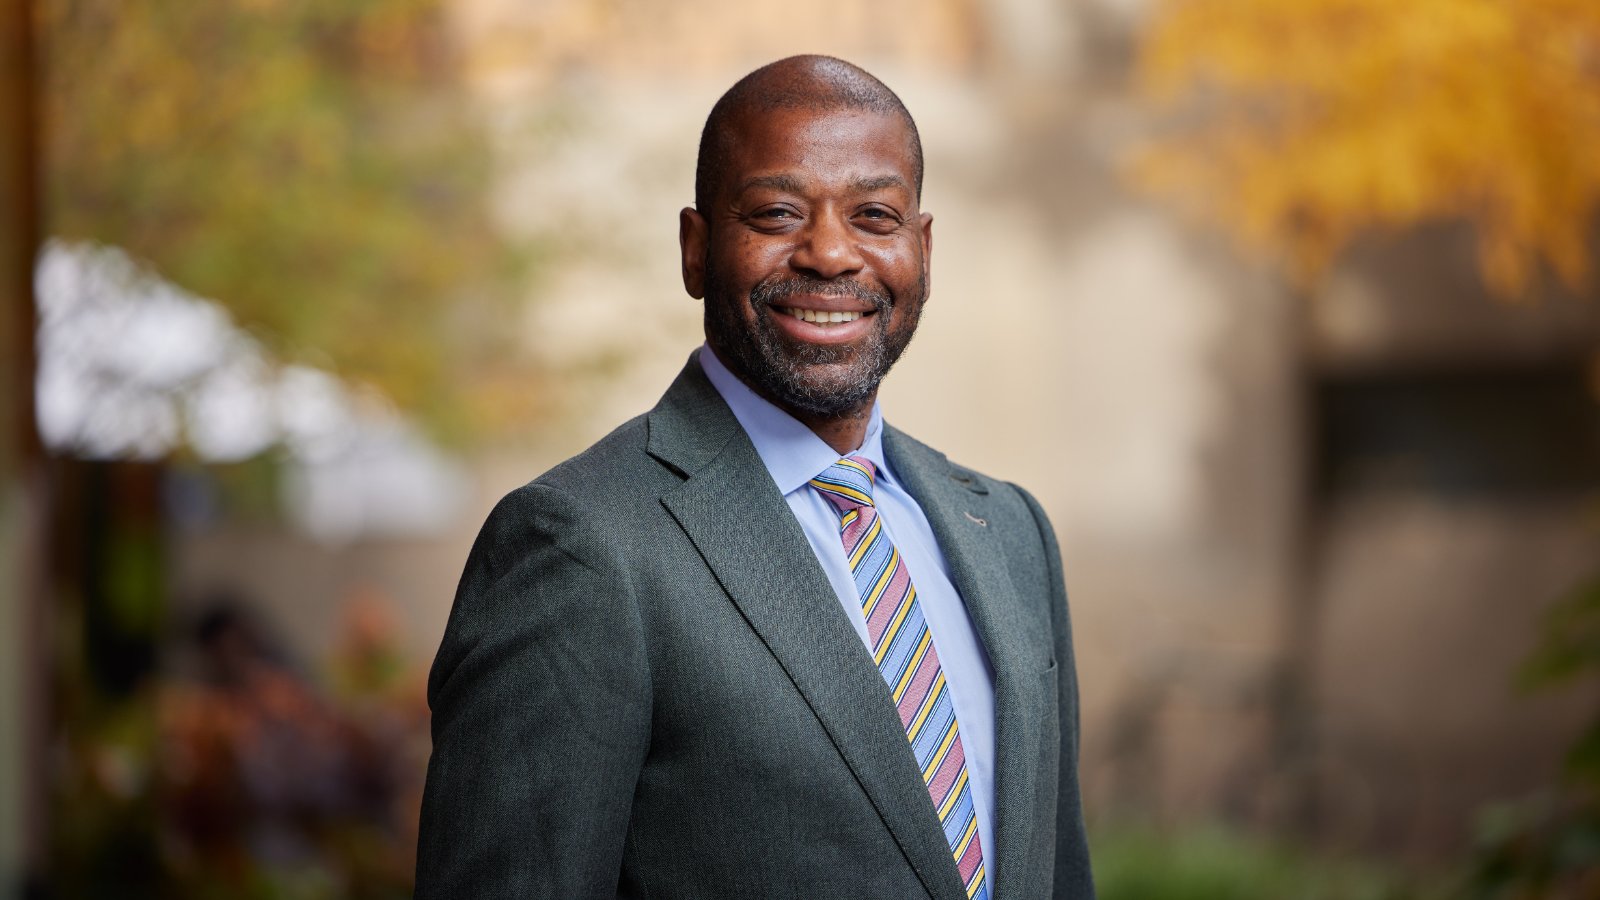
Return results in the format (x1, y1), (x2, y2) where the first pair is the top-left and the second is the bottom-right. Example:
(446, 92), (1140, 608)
(809, 455), (878, 511)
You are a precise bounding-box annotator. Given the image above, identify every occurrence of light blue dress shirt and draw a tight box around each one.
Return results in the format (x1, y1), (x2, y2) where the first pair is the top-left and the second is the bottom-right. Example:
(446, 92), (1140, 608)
(699, 345), (998, 889)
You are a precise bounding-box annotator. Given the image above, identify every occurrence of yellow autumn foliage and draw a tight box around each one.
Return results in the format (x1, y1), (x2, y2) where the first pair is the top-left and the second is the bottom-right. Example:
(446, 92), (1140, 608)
(1135, 0), (1600, 298)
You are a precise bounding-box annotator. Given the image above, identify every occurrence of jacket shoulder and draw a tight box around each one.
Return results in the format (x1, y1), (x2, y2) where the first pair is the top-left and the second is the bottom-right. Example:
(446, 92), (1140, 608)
(466, 413), (665, 565)
(517, 412), (669, 503)
(884, 424), (1045, 522)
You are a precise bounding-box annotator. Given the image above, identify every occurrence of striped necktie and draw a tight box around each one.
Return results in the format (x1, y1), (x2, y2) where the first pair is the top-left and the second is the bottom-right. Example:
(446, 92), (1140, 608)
(810, 456), (990, 900)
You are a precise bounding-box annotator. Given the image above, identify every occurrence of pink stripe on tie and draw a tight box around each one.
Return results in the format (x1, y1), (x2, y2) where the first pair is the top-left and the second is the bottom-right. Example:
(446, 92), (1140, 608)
(842, 514), (872, 553)
(956, 818), (983, 879)
(897, 647), (940, 728)
(928, 733), (966, 801)
(865, 560), (911, 636)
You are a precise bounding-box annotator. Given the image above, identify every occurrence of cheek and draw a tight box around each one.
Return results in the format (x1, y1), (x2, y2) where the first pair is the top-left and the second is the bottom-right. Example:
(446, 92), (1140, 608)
(715, 241), (783, 286)
(868, 245), (925, 295)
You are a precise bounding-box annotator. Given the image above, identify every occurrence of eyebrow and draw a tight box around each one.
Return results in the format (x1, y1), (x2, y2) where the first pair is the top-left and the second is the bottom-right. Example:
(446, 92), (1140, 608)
(732, 173), (911, 197)
(734, 174), (806, 195)
(850, 174), (908, 193)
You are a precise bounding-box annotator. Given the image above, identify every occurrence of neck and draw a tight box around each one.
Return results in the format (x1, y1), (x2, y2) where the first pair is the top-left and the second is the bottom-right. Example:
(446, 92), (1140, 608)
(791, 401), (874, 456)
(711, 350), (877, 455)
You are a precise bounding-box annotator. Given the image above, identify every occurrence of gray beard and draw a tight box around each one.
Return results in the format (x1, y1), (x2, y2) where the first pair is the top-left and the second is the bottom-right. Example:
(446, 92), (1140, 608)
(703, 271), (921, 419)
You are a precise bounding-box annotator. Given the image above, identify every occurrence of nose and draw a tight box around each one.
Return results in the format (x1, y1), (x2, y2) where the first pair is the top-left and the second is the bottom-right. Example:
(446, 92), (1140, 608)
(789, 210), (865, 280)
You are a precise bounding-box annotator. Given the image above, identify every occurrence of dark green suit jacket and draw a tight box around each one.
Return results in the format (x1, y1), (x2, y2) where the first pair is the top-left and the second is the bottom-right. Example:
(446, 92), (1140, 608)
(416, 357), (1094, 899)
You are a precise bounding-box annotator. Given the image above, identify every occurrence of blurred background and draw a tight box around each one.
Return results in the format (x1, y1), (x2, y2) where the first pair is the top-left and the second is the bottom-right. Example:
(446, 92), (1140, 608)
(5, 0), (1600, 897)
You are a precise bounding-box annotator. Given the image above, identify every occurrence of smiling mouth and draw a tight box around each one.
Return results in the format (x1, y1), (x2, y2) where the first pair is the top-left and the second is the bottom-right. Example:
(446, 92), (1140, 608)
(778, 307), (872, 325)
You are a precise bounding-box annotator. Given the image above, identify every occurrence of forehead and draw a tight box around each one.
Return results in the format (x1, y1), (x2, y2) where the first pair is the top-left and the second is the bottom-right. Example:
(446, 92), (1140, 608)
(720, 107), (918, 195)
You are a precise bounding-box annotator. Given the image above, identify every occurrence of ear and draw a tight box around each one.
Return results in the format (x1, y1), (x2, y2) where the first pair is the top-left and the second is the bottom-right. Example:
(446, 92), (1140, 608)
(679, 207), (708, 299)
(918, 211), (933, 297)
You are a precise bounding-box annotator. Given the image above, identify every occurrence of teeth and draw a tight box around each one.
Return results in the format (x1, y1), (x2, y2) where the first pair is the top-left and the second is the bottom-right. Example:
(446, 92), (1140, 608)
(785, 308), (864, 325)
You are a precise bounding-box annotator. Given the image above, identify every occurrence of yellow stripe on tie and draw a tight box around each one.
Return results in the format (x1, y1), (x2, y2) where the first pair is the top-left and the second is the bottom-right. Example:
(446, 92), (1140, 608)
(966, 863), (986, 898)
(821, 482), (873, 505)
(938, 768), (970, 818)
(841, 509), (858, 528)
(849, 516), (882, 567)
(892, 630), (933, 702)
(861, 545), (899, 613)
(922, 718), (959, 781)
(871, 579), (914, 664)
(837, 457), (874, 480)
(906, 673), (947, 742)
(865, 578), (912, 637)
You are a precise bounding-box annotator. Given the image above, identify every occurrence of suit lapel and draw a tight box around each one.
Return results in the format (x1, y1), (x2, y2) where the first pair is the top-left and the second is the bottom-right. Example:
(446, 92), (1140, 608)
(647, 360), (968, 900)
(885, 427), (1053, 899)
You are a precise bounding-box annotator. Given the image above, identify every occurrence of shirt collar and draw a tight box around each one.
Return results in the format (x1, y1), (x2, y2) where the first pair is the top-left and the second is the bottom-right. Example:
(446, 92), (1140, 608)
(698, 344), (893, 496)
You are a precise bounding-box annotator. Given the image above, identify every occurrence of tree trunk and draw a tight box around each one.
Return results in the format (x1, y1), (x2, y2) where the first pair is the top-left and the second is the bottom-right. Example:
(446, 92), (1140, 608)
(1, 0), (47, 890)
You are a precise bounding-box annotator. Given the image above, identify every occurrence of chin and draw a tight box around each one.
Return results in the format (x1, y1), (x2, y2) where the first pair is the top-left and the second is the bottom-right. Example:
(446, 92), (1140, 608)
(758, 360), (883, 418)
(706, 297), (910, 418)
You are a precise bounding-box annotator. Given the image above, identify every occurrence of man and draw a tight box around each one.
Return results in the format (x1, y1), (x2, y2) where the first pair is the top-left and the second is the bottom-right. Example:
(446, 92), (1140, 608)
(416, 55), (1093, 899)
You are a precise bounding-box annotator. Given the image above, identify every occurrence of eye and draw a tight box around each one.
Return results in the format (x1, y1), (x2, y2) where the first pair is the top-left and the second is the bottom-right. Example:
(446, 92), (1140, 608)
(855, 205), (902, 231)
(745, 205), (802, 231)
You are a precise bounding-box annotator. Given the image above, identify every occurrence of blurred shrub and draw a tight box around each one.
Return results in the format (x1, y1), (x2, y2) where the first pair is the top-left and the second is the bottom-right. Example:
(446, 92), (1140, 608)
(1463, 793), (1600, 900)
(1454, 574), (1600, 899)
(48, 589), (429, 899)
(1091, 824), (1427, 900)
(1518, 575), (1600, 788)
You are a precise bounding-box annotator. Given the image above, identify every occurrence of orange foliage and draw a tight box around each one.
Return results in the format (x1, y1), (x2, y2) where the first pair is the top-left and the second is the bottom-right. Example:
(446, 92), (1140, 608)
(1135, 0), (1600, 298)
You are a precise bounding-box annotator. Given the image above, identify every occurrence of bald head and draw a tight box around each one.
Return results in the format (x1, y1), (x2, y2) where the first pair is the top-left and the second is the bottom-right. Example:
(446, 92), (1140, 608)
(694, 55), (924, 215)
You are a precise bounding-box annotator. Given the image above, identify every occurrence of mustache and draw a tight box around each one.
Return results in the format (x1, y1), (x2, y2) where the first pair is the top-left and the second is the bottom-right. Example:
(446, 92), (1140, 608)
(750, 275), (891, 312)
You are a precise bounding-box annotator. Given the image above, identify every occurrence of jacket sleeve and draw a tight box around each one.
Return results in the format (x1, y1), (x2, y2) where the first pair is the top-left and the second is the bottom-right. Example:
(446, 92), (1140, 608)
(1016, 486), (1096, 899)
(415, 482), (652, 899)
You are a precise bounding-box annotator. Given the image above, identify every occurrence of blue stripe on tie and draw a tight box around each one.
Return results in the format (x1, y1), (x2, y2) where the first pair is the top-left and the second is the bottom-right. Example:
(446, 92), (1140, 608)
(942, 786), (976, 844)
(853, 540), (894, 598)
(909, 686), (955, 762)
(881, 618), (927, 692)
(877, 605), (927, 683)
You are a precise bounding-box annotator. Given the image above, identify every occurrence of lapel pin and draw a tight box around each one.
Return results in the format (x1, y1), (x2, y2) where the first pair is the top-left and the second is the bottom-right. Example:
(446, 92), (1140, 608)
(963, 511), (987, 527)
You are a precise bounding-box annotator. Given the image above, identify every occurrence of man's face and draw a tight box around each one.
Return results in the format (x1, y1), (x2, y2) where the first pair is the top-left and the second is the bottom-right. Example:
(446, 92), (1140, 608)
(681, 107), (933, 419)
